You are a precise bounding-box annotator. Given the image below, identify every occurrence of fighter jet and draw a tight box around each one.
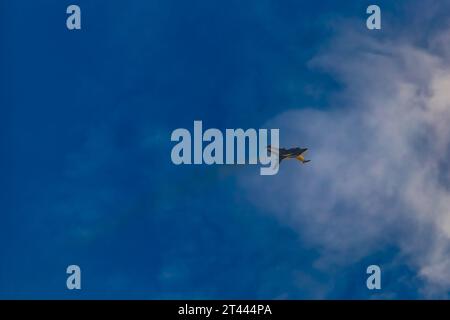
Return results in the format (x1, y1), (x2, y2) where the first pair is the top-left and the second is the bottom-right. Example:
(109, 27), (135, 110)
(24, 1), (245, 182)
(267, 145), (310, 164)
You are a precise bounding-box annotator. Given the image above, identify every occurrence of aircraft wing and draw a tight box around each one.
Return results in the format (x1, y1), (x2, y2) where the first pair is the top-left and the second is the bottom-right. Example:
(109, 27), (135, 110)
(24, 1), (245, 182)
(290, 147), (308, 155)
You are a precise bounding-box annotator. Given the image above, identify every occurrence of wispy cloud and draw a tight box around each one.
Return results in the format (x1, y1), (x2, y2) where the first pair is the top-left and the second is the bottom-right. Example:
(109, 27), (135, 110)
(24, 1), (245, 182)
(241, 8), (450, 297)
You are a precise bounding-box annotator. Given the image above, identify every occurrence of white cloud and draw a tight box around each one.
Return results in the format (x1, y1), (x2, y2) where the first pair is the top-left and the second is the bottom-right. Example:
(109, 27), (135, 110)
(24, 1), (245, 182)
(240, 23), (450, 296)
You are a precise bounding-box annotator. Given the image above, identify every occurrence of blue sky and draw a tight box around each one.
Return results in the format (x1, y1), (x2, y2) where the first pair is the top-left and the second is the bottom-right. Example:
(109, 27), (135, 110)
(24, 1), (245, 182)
(1, 0), (450, 299)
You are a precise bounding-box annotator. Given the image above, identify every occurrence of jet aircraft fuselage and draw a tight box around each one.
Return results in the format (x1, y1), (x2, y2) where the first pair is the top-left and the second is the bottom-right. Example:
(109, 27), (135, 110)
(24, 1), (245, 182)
(267, 146), (310, 164)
